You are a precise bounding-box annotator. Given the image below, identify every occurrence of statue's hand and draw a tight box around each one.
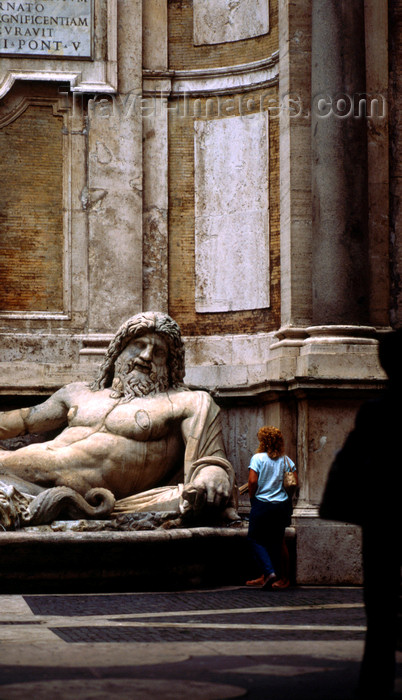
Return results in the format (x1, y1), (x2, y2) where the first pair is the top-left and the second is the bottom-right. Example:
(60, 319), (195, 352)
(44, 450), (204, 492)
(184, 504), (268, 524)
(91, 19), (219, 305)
(183, 465), (231, 512)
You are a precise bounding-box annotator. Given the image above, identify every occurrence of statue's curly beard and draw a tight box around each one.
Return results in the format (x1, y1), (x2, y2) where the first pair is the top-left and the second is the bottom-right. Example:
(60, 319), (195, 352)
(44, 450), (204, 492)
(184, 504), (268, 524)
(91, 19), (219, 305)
(111, 360), (170, 401)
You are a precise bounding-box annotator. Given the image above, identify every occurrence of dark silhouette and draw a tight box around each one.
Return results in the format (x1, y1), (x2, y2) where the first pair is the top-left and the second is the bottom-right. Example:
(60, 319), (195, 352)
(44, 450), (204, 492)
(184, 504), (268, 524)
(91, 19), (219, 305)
(320, 329), (402, 699)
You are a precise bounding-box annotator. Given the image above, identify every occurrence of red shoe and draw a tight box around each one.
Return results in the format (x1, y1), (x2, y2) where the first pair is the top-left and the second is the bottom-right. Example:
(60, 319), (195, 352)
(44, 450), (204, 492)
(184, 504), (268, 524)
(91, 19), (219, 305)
(272, 578), (290, 590)
(246, 575), (265, 587)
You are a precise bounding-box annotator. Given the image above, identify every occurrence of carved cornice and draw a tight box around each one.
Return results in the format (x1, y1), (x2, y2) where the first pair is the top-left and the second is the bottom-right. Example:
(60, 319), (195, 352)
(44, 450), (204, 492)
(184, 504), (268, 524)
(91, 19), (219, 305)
(143, 52), (279, 97)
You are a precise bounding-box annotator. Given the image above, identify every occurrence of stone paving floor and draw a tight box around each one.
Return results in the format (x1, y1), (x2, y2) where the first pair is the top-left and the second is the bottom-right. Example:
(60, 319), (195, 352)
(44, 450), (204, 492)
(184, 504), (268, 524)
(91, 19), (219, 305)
(0, 585), (401, 700)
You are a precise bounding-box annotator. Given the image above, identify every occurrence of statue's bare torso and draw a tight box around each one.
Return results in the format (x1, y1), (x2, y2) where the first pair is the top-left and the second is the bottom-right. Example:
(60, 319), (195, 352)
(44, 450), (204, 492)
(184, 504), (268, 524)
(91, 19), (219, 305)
(0, 382), (198, 499)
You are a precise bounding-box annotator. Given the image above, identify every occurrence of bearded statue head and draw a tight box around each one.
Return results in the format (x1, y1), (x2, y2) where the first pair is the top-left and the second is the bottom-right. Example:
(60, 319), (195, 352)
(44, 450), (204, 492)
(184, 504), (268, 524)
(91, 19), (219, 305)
(91, 311), (185, 399)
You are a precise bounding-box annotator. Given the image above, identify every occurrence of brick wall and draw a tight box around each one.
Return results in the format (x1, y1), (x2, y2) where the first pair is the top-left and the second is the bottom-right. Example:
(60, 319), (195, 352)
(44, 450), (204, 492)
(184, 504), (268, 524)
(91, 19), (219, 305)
(0, 101), (63, 313)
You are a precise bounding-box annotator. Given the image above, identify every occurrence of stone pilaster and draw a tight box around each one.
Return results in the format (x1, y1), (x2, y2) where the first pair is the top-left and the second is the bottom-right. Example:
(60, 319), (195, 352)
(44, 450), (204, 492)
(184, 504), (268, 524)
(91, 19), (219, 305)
(278, 0), (312, 328)
(142, 0), (169, 313)
(86, 1), (143, 333)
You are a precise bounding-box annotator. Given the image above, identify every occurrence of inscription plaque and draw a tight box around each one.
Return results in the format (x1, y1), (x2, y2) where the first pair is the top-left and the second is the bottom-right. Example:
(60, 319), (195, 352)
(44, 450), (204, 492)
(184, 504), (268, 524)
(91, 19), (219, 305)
(0, 0), (93, 59)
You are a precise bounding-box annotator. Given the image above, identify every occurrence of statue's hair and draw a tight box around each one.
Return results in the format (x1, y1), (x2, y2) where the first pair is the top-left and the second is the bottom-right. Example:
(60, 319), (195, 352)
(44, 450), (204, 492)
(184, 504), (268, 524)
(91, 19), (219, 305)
(256, 426), (285, 459)
(91, 311), (185, 391)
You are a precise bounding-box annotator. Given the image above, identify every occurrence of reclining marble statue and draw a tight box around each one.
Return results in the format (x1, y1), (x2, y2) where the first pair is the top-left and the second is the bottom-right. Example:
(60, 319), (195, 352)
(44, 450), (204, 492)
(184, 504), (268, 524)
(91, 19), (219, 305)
(0, 312), (238, 529)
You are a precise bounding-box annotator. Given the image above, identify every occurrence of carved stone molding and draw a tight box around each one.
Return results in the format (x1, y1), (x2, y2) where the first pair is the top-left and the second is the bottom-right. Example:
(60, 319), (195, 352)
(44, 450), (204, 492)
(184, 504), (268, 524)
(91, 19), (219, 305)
(143, 52), (279, 97)
(271, 324), (380, 349)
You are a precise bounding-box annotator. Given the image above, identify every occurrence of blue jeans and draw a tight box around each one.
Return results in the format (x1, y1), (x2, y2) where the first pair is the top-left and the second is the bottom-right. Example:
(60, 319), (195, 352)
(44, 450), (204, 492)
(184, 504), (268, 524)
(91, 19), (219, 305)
(247, 497), (291, 577)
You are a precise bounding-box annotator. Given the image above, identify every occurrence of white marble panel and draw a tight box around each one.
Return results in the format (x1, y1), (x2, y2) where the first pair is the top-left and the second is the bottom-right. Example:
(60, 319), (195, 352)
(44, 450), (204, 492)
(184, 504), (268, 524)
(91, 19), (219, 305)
(193, 0), (269, 46)
(194, 112), (269, 313)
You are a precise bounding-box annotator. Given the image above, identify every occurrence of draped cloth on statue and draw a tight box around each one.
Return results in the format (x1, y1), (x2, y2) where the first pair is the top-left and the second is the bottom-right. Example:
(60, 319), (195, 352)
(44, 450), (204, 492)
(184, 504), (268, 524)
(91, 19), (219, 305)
(114, 390), (235, 515)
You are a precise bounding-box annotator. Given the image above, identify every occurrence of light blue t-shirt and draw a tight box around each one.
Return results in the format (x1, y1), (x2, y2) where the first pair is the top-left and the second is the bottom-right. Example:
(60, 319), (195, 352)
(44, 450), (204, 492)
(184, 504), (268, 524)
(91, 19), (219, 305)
(248, 453), (296, 502)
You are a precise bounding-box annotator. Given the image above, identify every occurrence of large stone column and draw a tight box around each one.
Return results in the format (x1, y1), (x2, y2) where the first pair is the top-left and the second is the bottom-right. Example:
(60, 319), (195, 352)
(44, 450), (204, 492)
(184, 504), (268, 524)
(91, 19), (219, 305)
(389, 0), (402, 327)
(311, 0), (369, 325)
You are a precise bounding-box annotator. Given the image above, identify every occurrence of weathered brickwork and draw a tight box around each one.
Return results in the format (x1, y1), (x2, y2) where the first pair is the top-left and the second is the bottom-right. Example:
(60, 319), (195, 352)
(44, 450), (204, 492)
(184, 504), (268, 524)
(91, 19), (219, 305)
(0, 104), (63, 313)
(168, 0), (278, 70)
(168, 88), (280, 335)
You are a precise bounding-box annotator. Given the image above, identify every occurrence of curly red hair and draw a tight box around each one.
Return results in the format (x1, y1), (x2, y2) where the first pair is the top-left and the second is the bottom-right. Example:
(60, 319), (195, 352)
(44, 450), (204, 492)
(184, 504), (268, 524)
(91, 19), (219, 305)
(256, 426), (285, 459)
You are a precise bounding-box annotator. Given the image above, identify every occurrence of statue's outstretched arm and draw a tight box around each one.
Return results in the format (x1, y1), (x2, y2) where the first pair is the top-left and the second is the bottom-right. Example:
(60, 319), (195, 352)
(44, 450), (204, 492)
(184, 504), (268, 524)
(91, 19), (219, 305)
(0, 389), (69, 440)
